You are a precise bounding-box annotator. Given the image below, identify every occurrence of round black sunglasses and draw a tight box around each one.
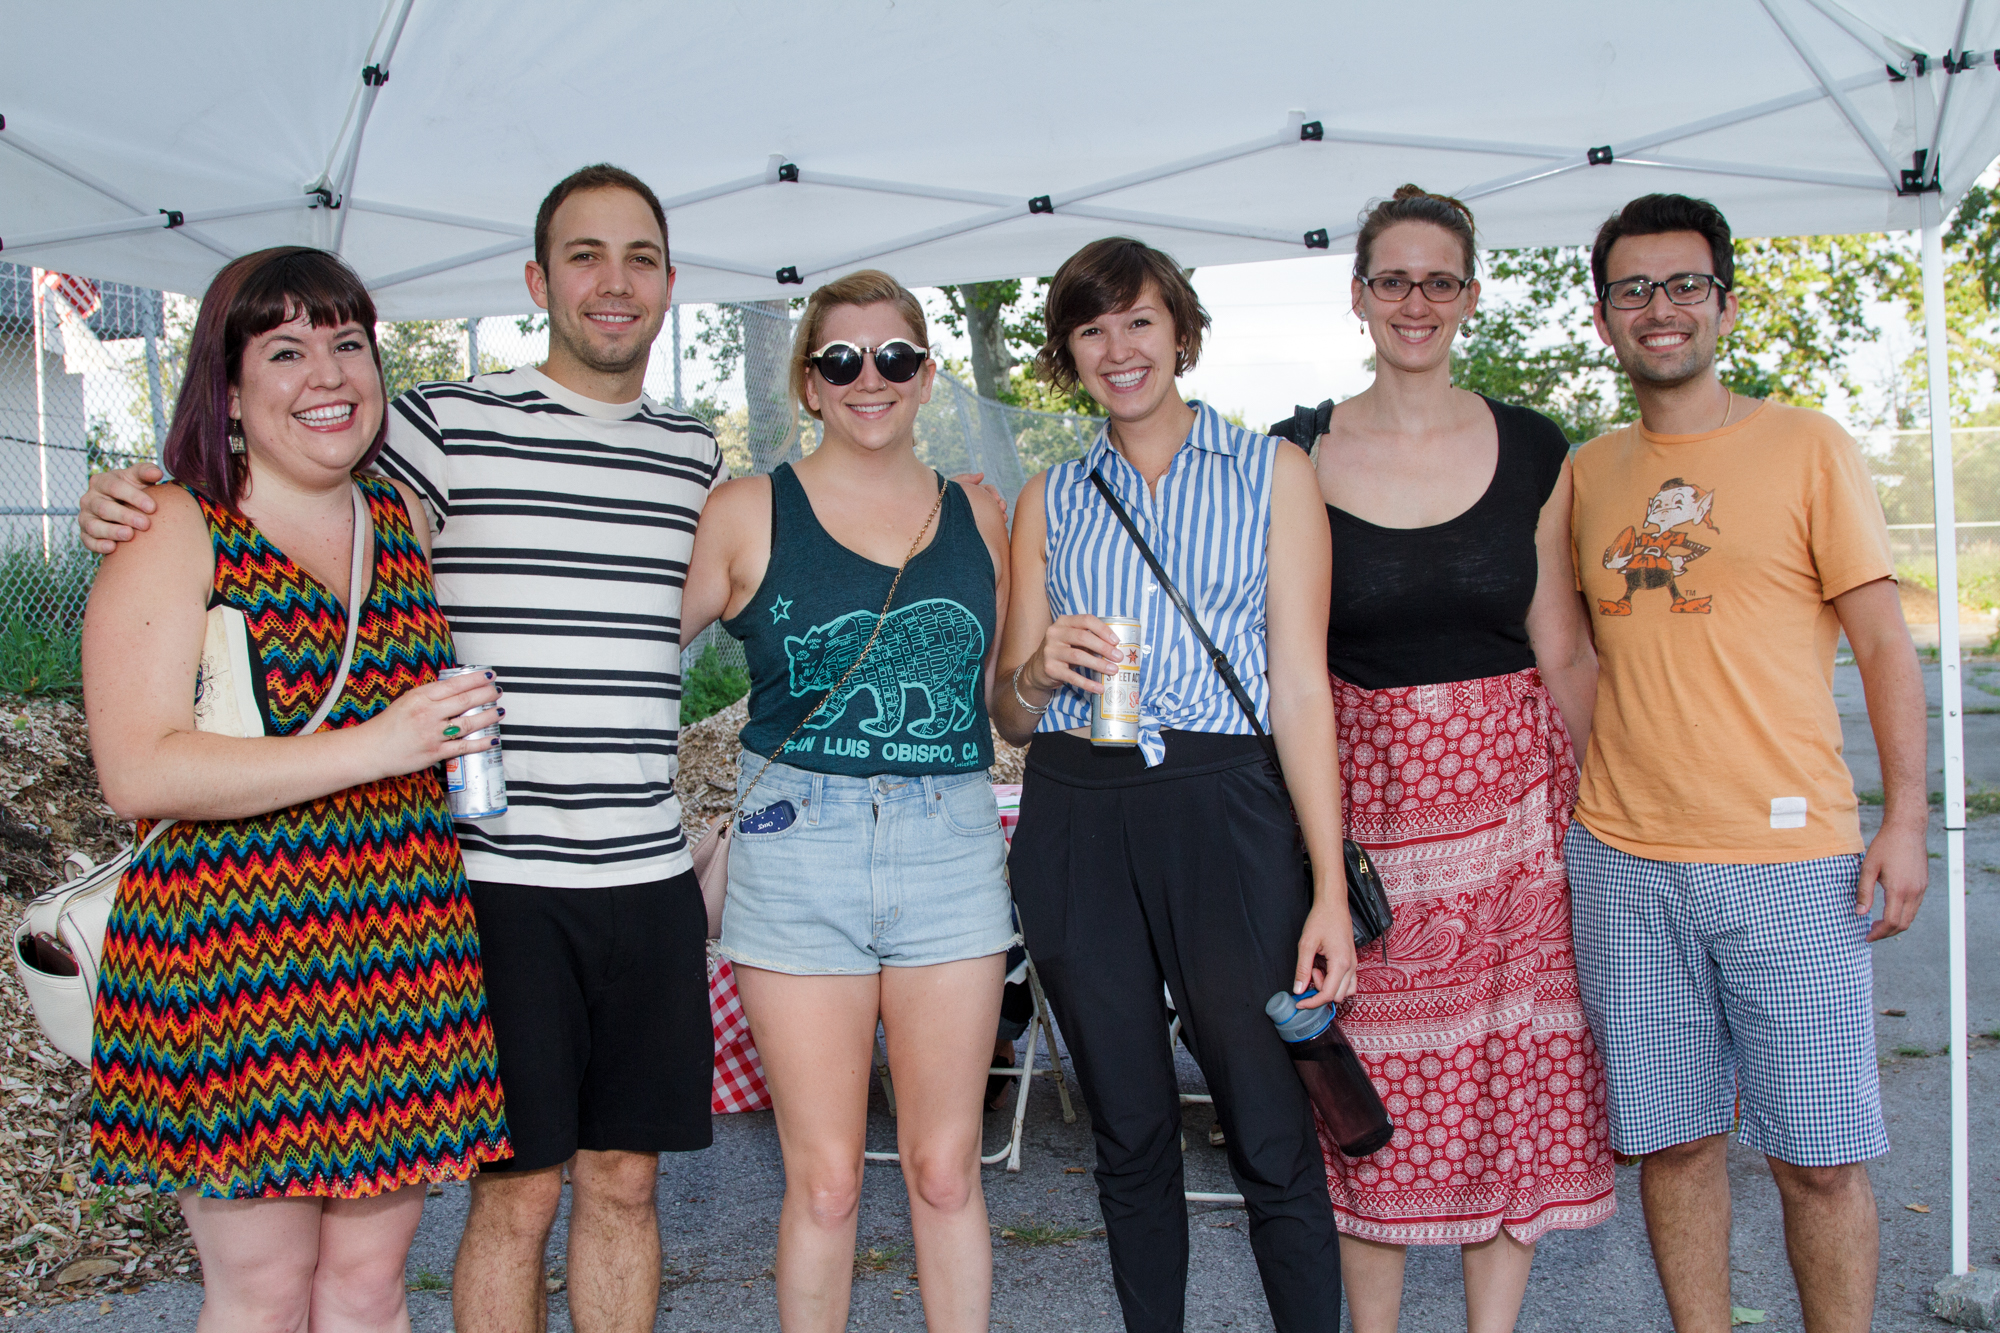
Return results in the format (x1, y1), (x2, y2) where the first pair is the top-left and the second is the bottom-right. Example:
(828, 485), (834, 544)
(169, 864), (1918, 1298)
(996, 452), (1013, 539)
(808, 339), (930, 386)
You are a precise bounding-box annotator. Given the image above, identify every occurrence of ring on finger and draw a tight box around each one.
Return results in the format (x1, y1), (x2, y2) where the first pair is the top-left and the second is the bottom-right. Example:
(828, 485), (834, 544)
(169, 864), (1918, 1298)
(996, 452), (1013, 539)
(443, 724), (462, 739)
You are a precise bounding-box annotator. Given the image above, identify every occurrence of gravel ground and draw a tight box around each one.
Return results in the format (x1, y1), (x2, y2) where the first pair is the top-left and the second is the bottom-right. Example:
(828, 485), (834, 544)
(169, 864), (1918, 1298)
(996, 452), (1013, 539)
(5, 664), (1996, 1330)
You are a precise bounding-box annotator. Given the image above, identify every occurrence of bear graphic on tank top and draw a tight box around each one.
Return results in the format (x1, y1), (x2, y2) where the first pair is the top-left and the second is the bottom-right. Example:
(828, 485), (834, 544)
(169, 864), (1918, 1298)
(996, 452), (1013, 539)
(783, 597), (986, 739)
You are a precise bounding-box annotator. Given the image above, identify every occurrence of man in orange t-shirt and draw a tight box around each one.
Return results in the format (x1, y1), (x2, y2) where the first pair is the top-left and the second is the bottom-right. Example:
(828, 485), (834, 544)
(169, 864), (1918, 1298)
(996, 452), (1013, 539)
(1566, 194), (1928, 1333)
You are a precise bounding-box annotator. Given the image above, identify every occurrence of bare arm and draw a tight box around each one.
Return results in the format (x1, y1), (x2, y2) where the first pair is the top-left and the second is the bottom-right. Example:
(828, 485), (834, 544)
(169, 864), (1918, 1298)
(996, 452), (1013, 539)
(993, 471), (1119, 747)
(1265, 443), (1355, 1007)
(83, 487), (501, 821)
(1834, 576), (1928, 940)
(679, 475), (772, 653)
(958, 481), (1012, 711)
(1524, 456), (1597, 760)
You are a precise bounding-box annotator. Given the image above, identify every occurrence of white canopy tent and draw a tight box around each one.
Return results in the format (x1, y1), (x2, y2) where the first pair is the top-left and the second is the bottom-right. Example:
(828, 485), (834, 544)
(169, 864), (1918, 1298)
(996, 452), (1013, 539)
(2, 0), (1996, 1282)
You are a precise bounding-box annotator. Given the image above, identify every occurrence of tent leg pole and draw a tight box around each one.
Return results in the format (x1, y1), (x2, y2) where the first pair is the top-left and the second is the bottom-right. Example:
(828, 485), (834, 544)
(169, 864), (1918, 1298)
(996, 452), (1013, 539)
(1920, 194), (1969, 1280)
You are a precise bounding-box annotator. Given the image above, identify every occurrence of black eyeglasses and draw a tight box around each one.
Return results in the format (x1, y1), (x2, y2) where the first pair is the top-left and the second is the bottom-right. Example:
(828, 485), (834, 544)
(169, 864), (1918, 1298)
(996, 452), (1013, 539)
(1599, 273), (1728, 310)
(808, 339), (930, 386)
(1359, 274), (1471, 302)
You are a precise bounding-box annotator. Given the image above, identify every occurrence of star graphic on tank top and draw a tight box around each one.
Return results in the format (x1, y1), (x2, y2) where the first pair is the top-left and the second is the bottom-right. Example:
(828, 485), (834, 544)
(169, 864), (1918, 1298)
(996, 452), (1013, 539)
(768, 594), (793, 624)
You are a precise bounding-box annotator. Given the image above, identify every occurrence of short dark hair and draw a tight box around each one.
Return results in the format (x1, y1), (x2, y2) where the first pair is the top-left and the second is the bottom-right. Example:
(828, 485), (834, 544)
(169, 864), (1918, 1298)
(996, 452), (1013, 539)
(1590, 194), (1735, 301)
(1355, 184), (1478, 279)
(164, 246), (385, 509)
(1037, 237), (1210, 393)
(533, 164), (670, 276)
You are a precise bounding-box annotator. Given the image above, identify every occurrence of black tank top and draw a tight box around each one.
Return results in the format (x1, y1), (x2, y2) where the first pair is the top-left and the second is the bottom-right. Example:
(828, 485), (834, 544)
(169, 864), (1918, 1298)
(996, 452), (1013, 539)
(1324, 397), (1568, 690)
(723, 463), (996, 776)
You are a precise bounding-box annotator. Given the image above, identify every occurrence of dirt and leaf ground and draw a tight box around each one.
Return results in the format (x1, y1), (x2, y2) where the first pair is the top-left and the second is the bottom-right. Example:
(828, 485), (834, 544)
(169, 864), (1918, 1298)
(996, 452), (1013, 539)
(0, 697), (201, 1319)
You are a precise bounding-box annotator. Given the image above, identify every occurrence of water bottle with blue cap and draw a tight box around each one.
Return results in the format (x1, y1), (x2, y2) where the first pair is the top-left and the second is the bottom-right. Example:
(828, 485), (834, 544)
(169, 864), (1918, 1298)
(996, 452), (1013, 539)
(1266, 989), (1394, 1158)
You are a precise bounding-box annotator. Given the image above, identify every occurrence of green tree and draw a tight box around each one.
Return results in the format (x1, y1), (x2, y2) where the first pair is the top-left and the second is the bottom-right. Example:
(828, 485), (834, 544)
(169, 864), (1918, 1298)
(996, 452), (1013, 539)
(1873, 187), (2000, 421)
(1453, 236), (1887, 442)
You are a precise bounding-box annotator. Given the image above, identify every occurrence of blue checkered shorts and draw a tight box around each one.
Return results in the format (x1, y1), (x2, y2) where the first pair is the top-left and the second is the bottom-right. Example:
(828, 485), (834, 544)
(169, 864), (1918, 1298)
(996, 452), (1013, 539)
(1564, 824), (1887, 1166)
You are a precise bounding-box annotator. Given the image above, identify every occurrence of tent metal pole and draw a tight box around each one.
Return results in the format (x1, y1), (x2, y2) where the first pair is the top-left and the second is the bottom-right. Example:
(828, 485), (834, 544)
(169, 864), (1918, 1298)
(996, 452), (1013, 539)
(329, 0), (417, 252)
(31, 269), (48, 557)
(1919, 193), (1969, 1279)
(369, 238), (532, 291)
(4, 197), (310, 252)
(671, 307), (682, 410)
(675, 252), (788, 281)
(795, 171), (1015, 209)
(1796, 0), (1917, 64)
(1614, 69), (1880, 158)
(1050, 126), (1296, 207)
(143, 333), (165, 450)
(1307, 127), (1570, 160)
(1922, 0), (1974, 184)
(1058, 203), (1304, 247)
(0, 123), (235, 259)
(348, 199), (529, 235)
(658, 174), (773, 213)
(1610, 153), (1885, 191)
(1756, 0), (1904, 185)
(1454, 158), (1589, 205)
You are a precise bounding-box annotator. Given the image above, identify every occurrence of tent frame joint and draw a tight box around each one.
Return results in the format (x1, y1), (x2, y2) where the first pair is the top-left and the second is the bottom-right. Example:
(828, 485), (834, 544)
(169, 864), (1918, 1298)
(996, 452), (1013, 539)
(1303, 229), (1330, 249)
(362, 63), (389, 87)
(1899, 149), (1941, 196)
(775, 265), (802, 285)
(1299, 120), (1323, 141)
(1587, 145), (1615, 165)
(158, 208), (183, 229)
(1028, 195), (1054, 214)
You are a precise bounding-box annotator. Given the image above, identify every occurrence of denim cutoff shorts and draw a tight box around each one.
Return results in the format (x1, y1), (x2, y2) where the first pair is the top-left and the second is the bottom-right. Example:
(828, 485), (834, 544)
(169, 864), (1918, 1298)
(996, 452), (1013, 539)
(718, 753), (1017, 976)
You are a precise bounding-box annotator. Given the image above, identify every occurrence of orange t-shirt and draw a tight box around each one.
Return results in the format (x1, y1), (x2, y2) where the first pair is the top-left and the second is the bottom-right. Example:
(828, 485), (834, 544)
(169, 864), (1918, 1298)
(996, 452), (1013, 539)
(1570, 401), (1894, 864)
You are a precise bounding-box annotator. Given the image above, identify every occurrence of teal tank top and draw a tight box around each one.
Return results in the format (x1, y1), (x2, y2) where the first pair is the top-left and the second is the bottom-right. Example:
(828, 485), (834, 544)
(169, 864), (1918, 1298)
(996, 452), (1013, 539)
(723, 463), (996, 777)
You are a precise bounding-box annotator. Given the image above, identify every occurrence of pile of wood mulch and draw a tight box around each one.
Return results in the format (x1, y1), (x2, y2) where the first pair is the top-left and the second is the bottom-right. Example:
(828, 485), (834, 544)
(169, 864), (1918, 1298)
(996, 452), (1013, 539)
(675, 698), (1029, 827)
(0, 696), (199, 1318)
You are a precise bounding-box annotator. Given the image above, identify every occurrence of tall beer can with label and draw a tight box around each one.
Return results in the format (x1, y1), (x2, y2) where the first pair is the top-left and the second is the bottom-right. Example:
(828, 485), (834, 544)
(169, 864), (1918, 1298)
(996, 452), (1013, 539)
(1091, 617), (1144, 747)
(438, 666), (507, 819)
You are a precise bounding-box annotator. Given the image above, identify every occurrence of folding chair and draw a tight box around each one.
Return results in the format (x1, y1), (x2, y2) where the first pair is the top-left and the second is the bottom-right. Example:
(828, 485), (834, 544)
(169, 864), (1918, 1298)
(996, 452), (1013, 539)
(867, 952), (1074, 1173)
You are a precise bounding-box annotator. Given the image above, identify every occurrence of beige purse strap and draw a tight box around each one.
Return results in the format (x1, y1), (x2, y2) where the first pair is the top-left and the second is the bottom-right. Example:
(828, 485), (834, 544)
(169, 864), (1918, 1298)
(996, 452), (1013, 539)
(732, 473), (949, 822)
(112, 481), (371, 863)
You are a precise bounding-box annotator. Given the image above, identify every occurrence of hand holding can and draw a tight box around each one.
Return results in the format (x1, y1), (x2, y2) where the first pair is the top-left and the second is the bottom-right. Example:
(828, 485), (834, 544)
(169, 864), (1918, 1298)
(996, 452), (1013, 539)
(438, 666), (507, 818)
(1090, 617), (1143, 748)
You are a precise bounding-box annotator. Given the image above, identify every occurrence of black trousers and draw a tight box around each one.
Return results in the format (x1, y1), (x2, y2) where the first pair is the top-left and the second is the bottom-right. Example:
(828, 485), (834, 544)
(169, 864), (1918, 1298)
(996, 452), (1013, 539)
(1008, 732), (1341, 1333)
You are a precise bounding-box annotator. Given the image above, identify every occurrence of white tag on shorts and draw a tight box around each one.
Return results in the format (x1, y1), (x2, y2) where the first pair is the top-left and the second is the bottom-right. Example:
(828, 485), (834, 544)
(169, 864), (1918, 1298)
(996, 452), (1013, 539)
(1770, 796), (1808, 830)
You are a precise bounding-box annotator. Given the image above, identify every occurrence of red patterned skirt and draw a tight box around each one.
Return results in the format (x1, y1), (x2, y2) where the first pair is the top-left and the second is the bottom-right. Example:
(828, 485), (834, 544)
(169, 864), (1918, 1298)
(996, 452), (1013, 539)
(1319, 668), (1614, 1245)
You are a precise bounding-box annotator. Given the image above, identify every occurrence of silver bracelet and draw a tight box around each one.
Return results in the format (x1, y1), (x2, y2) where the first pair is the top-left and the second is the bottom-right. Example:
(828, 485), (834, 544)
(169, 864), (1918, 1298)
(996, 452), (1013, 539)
(1011, 662), (1051, 716)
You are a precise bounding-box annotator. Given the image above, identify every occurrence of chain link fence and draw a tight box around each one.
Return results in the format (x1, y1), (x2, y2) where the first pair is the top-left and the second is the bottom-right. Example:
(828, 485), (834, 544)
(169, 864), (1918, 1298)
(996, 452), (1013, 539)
(18, 258), (1998, 681)
(0, 268), (1108, 692)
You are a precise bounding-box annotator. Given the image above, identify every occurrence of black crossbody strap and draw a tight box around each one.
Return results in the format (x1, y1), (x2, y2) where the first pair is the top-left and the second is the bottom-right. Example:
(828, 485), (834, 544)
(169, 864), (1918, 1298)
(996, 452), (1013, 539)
(1086, 470), (1271, 747)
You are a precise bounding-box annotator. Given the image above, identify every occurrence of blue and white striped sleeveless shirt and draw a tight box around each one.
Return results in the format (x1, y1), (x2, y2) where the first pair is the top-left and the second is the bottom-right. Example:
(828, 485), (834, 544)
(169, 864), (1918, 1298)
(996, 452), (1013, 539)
(1038, 402), (1277, 765)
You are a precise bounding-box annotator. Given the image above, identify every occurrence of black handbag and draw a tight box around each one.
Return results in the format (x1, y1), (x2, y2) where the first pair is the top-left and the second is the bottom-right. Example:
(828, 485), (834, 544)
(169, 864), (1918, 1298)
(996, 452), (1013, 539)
(1086, 471), (1394, 955)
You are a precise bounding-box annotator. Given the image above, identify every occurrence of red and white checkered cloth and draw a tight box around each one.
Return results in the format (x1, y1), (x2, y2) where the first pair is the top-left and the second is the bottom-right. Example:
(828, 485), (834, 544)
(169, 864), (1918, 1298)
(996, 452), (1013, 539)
(709, 953), (772, 1114)
(993, 783), (1021, 845)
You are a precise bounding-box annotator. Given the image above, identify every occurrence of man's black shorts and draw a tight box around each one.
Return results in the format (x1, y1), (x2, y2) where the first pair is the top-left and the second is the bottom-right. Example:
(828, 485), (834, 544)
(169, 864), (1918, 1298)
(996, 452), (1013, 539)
(468, 870), (713, 1173)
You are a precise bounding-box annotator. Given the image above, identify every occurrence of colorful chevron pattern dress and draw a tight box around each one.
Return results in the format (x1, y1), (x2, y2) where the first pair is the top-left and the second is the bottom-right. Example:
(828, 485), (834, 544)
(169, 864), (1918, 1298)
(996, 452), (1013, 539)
(89, 475), (509, 1199)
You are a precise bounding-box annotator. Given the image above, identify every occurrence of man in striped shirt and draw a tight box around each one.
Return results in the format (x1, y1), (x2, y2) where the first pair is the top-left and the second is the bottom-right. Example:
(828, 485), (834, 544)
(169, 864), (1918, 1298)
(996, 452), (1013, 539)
(81, 165), (720, 1333)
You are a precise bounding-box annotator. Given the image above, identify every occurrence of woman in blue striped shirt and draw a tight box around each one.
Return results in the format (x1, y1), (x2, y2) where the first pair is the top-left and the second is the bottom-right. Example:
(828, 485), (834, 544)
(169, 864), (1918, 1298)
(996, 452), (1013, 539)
(995, 238), (1352, 1333)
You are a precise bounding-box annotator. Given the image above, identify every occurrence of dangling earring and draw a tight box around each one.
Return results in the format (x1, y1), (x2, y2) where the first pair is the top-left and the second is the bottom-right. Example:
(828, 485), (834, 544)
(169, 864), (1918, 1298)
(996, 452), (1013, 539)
(227, 419), (246, 455)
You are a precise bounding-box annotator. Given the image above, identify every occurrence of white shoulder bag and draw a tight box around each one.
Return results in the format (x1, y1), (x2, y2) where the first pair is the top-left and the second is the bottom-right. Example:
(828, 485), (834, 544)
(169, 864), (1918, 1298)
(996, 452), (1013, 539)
(12, 484), (370, 1065)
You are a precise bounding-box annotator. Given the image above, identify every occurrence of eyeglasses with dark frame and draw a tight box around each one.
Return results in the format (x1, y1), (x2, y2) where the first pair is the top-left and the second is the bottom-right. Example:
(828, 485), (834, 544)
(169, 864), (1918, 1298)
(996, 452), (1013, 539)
(1358, 273), (1472, 303)
(1598, 272), (1730, 310)
(808, 339), (931, 387)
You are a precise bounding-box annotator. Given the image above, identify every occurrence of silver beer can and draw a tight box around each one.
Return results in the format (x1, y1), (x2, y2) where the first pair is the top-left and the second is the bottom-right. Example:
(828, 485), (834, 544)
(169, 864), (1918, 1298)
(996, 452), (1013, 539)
(438, 666), (507, 819)
(1091, 617), (1143, 747)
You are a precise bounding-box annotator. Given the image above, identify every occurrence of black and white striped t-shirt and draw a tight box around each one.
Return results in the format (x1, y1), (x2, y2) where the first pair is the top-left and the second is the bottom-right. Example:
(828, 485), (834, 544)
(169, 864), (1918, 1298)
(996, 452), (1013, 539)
(376, 366), (724, 889)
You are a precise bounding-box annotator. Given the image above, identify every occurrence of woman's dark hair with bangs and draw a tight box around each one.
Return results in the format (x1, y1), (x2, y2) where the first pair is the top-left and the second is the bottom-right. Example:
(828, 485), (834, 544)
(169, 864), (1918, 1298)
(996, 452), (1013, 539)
(1036, 237), (1210, 393)
(164, 246), (386, 508)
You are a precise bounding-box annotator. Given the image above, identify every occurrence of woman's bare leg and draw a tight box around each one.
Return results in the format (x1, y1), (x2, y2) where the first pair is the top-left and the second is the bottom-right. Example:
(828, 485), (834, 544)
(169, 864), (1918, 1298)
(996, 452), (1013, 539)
(736, 967), (881, 1333)
(1340, 1232), (1408, 1333)
(881, 954), (1006, 1333)
(1462, 1228), (1536, 1333)
(177, 1191), (322, 1333)
(310, 1185), (426, 1332)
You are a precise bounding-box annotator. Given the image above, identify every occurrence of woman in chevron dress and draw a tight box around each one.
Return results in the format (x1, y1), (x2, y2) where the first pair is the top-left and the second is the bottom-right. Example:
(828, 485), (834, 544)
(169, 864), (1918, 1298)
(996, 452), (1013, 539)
(82, 247), (509, 1331)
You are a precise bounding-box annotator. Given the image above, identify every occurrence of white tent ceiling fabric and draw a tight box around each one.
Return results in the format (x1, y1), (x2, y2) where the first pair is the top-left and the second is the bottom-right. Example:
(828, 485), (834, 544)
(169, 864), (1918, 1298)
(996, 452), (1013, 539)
(2, 0), (1997, 317)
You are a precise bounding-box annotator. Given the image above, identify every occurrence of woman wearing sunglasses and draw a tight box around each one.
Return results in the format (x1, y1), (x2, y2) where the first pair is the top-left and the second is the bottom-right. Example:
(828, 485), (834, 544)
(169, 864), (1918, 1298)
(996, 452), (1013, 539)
(1276, 186), (1614, 1333)
(680, 269), (1013, 1333)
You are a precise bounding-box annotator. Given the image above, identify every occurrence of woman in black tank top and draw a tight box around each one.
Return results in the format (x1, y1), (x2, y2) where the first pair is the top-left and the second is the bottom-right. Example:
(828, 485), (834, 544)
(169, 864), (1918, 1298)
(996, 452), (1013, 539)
(681, 271), (1015, 1332)
(1276, 190), (1614, 1332)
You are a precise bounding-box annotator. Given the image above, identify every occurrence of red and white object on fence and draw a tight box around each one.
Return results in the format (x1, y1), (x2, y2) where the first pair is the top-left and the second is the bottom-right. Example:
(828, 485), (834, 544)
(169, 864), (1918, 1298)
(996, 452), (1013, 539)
(709, 952), (771, 1114)
(39, 270), (100, 321)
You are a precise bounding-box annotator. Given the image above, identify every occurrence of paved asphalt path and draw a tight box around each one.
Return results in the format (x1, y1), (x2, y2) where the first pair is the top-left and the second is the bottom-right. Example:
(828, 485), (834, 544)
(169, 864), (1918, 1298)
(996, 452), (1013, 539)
(10, 664), (1996, 1331)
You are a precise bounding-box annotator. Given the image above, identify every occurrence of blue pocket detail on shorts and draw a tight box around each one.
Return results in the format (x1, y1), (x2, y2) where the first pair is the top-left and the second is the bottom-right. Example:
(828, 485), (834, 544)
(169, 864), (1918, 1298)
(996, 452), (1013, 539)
(739, 800), (797, 836)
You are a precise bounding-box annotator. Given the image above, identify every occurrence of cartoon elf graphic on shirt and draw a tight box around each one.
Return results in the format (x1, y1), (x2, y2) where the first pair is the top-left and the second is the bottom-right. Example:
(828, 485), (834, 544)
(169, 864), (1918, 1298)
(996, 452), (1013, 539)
(1599, 477), (1718, 616)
